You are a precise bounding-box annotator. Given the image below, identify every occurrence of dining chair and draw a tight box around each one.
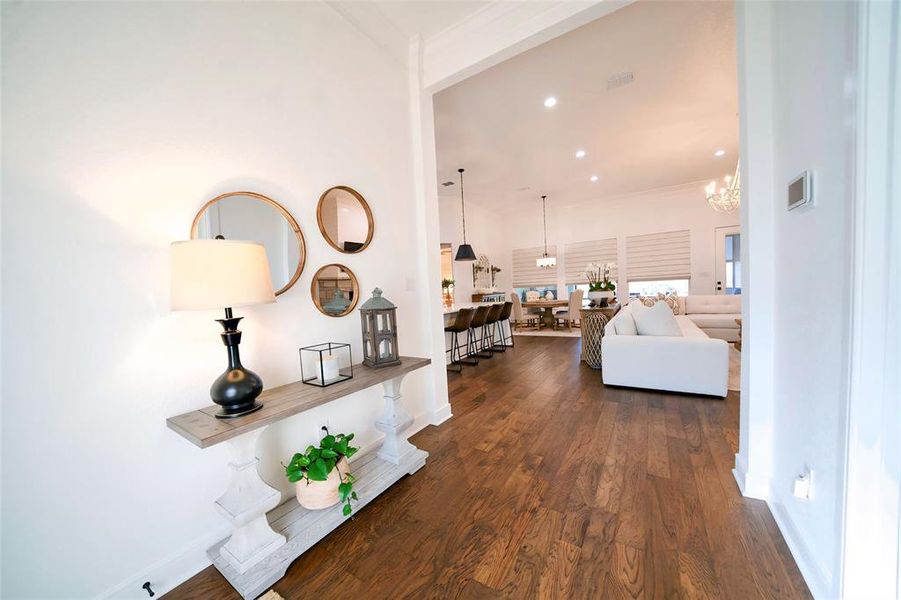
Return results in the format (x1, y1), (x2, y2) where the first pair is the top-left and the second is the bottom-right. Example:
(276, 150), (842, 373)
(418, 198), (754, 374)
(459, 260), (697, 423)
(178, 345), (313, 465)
(511, 293), (539, 331)
(555, 289), (584, 331)
(444, 308), (476, 372)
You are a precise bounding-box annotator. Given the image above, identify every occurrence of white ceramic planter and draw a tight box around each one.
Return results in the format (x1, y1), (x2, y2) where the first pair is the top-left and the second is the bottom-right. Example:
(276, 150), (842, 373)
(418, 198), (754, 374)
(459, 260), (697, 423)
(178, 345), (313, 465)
(295, 457), (349, 510)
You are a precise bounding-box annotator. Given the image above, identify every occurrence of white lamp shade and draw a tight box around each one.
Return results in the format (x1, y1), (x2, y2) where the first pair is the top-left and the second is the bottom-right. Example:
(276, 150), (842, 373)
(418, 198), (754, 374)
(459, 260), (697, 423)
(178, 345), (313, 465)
(170, 239), (276, 311)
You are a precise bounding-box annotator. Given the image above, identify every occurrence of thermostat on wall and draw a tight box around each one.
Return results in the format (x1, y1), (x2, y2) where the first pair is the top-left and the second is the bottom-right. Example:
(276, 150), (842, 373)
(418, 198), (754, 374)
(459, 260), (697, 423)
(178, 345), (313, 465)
(787, 171), (812, 210)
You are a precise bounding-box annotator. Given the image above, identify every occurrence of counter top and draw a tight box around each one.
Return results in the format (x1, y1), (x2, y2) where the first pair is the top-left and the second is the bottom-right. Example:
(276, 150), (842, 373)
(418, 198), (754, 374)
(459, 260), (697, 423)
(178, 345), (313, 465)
(442, 301), (504, 315)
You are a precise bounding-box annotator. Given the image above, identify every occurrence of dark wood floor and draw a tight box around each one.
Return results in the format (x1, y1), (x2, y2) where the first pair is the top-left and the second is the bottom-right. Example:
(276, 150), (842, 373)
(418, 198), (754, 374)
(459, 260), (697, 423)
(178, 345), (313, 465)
(168, 336), (810, 599)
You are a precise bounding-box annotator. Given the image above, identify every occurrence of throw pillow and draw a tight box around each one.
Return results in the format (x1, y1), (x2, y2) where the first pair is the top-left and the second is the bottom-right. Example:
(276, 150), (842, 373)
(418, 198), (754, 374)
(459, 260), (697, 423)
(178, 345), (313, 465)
(633, 300), (682, 336)
(614, 312), (638, 335)
(636, 295), (657, 308)
(660, 292), (684, 315)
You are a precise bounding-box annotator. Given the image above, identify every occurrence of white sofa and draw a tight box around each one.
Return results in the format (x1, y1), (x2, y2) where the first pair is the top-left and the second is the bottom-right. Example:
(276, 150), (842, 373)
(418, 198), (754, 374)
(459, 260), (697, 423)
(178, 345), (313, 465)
(683, 295), (742, 342)
(602, 302), (729, 397)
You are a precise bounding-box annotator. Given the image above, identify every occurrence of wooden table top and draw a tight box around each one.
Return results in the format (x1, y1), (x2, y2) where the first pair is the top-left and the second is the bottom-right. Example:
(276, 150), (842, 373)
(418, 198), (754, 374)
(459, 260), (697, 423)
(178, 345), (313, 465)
(167, 356), (431, 449)
(522, 300), (567, 308)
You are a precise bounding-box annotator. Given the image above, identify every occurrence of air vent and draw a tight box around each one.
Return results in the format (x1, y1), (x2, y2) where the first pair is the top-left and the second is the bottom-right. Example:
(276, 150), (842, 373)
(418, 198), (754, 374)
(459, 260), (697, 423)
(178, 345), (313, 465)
(607, 71), (634, 90)
(441, 181), (455, 187)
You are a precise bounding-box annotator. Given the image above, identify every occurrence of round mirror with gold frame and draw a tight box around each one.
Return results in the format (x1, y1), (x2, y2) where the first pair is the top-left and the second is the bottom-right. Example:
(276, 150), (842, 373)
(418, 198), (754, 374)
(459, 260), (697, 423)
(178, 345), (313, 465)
(191, 191), (306, 296)
(316, 186), (374, 253)
(311, 264), (359, 317)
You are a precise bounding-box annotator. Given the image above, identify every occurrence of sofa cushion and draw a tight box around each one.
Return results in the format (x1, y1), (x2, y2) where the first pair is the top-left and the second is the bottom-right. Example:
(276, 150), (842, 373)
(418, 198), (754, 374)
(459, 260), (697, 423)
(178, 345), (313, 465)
(632, 301), (682, 336)
(686, 313), (741, 330)
(685, 294), (741, 314)
(675, 315), (709, 339)
(614, 311), (638, 335)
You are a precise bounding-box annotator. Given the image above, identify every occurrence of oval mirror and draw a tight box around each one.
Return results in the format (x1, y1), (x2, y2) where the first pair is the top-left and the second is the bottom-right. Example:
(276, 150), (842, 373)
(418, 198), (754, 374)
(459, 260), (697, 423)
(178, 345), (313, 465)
(316, 186), (374, 253)
(311, 264), (359, 317)
(191, 191), (306, 296)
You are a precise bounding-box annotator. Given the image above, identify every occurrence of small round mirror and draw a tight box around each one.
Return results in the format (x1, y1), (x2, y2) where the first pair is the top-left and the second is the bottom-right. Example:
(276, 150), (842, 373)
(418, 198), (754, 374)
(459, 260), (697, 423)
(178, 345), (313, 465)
(316, 186), (374, 253)
(191, 191), (306, 296)
(311, 264), (359, 317)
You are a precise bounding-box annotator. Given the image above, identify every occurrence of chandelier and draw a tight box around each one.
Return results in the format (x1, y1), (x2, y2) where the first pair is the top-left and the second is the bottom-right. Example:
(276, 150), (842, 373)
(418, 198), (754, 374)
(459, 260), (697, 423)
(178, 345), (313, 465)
(536, 194), (557, 269)
(706, 163), (741, 213)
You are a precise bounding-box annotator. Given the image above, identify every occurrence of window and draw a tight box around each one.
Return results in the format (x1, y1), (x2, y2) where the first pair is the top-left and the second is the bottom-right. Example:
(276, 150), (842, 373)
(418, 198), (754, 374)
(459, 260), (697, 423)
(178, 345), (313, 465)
(514, 286), (559, 302)
(628, 279), (690, 297)
(724, 233), (742, 295)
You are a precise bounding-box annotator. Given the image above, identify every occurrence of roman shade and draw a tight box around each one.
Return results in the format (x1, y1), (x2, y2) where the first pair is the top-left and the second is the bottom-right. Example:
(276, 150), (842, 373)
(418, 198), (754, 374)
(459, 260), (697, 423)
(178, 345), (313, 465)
(512, 245), (558, 286)
(564, 238), (618, 283)
(625, 230), (691, 281)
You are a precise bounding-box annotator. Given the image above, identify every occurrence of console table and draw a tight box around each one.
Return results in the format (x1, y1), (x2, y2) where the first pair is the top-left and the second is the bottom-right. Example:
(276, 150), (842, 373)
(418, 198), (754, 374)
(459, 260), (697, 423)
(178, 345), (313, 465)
(166, 356), (431, 599)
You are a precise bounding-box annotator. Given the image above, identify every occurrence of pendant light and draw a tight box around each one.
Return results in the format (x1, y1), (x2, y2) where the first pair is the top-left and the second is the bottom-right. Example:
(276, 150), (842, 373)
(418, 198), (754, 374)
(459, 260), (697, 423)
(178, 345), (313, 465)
(454, 168), (477, 261)
(536, 195), (556, 268)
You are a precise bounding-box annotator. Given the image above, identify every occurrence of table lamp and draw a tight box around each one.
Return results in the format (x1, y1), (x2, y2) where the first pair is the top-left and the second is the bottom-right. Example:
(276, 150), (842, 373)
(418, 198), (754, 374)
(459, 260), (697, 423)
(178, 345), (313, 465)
(171, 239), (276, 418)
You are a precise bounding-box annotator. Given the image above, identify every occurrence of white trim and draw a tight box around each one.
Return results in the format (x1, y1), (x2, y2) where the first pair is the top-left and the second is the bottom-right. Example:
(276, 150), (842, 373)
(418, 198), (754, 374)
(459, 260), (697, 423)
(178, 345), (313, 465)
(769, 496), (832, 600)
(431, 403), (453, 426)
(422, 0), (632, 91)
(732, 453), (770, 500)
(841, 1), (901, 598)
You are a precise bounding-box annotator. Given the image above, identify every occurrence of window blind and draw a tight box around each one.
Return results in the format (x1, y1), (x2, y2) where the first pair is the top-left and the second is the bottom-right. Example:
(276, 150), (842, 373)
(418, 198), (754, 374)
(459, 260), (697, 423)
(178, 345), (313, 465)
(563, 238), (618, 284)
(512, 245), (558, 286)
(625, 230), (691, 281)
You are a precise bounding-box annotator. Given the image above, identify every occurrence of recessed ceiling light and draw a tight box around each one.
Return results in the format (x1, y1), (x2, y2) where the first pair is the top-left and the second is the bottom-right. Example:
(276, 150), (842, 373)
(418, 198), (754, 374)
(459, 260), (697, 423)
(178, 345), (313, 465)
(544, 96), (557, 108)
(590, 175), (599, 183)
(714, 149), (726, 157)
(575, 149), (586, 159)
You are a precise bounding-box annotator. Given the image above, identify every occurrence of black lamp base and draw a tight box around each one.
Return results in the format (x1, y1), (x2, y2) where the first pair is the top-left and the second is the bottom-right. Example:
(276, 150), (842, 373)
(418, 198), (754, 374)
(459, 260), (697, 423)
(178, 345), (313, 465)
(215, 401), (264, 419)
(211, 308), (265, 419)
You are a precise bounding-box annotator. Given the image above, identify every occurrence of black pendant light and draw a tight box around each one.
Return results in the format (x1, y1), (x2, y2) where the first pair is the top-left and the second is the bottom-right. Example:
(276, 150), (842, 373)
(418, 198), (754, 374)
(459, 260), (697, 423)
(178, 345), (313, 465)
(454, 168), (477, 261)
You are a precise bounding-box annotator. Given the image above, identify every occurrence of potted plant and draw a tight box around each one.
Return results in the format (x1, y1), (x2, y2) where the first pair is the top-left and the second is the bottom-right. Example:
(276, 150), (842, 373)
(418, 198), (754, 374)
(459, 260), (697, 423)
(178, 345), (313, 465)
(441, 278), (455, 306)
(585, 262), (617, 307)
(283, 431), (359, 516)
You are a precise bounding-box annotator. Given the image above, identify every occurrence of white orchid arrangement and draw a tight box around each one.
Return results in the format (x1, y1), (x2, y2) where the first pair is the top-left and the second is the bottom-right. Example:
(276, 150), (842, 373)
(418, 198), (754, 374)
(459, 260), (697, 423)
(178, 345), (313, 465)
(584, 262), (617, 292)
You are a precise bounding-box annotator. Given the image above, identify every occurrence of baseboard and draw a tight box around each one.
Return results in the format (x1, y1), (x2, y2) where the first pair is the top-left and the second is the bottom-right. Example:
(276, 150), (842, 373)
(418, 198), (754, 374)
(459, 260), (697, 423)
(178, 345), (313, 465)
(768, 496), (834, 599)
(732, 453), (770, 499)
(430, 402), (453, 425)
(96, 525), (229, 599)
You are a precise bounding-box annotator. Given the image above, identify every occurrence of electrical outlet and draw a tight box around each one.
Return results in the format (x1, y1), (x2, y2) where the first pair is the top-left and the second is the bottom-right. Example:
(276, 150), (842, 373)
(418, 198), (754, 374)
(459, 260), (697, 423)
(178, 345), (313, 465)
(317, 419), (330, 441)
(793, 468), (814, 500)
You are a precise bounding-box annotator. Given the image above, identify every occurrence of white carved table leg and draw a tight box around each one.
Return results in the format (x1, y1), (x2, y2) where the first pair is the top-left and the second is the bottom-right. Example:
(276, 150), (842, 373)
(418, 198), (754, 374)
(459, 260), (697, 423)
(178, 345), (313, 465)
(215, 427), (285, 574)
(375, 374), (419, 469)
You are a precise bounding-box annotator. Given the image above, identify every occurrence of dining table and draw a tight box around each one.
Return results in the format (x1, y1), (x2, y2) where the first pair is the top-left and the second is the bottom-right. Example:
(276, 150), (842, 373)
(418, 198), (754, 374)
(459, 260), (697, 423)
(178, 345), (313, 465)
(522, 299), (568, 328)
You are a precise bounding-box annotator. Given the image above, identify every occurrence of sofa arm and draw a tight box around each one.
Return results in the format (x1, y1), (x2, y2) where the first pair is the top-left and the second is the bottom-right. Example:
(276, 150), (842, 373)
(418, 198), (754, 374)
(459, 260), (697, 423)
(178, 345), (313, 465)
(601, 334), (729, 397)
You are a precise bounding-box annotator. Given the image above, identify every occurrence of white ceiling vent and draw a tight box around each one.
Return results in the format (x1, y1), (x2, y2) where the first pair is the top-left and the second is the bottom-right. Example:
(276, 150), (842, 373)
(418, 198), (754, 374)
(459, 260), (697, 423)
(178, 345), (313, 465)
(606, 71), (634, 90)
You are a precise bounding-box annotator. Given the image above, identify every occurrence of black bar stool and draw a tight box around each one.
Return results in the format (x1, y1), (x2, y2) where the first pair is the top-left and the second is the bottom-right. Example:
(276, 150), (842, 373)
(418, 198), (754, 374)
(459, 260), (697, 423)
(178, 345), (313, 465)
(445, 308), (476, 372)
(493, 301), (514, 350)
(468, 305), (493, 359)
(485, 304), (504, 353)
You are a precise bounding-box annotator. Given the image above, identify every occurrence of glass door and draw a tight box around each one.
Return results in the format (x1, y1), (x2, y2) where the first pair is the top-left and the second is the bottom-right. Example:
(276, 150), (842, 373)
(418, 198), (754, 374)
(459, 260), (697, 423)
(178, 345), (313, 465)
(715, 226), (741, 295)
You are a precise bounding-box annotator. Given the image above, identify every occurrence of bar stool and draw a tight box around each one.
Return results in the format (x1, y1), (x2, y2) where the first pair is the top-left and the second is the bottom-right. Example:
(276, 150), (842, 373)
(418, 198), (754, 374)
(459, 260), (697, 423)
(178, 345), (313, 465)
(485, 304), (504, 353)
(444, 308), (476, 372)
(468, 305), (493, 360)
(492, 301), (514, 350)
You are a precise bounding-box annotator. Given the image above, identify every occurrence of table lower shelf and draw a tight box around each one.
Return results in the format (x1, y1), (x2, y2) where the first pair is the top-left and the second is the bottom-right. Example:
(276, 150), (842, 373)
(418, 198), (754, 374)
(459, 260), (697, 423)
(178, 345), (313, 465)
(208, 447), (428, 599)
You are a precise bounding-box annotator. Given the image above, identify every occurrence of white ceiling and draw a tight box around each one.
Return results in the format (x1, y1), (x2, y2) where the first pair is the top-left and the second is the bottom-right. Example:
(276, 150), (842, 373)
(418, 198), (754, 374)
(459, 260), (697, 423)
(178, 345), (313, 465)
(434, 0), (739, 212)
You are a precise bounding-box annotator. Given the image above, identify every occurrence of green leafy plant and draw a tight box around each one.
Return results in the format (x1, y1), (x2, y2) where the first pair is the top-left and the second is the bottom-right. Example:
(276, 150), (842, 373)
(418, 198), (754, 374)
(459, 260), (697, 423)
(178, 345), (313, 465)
(441, 278), (455, 291)
(284, 431), (359, 516)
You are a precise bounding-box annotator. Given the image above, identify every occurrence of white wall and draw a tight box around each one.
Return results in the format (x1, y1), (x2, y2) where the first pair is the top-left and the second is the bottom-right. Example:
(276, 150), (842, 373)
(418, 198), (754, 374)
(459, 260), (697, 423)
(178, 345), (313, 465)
(737, 2), (859, 597)
(1, 2), (442, 598)
(499, 182), (739, 296)
(438, 195), (512, 302)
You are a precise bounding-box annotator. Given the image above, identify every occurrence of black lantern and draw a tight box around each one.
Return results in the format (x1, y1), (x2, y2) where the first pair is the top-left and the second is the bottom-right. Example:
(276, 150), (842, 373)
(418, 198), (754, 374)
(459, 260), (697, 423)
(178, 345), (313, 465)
(360, 288), (401, 368)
